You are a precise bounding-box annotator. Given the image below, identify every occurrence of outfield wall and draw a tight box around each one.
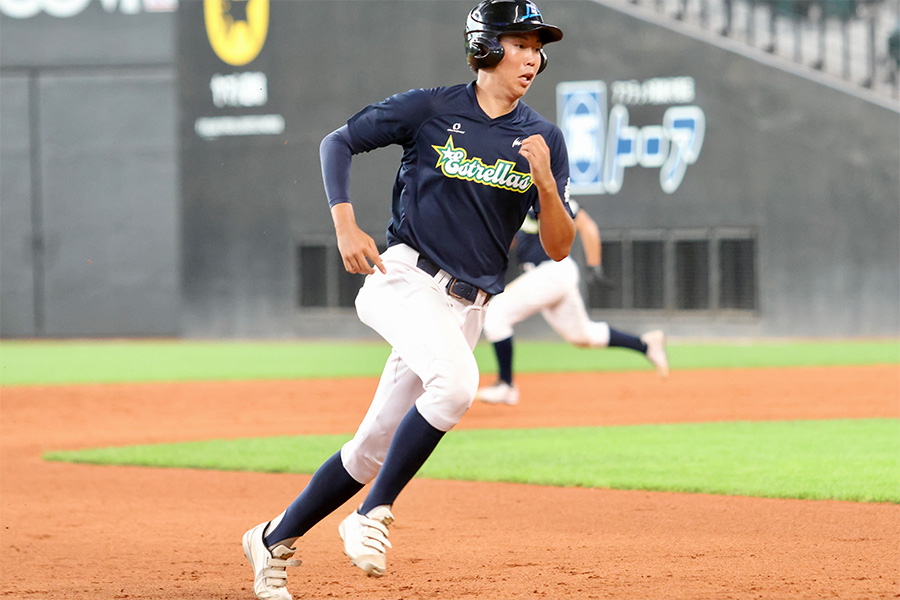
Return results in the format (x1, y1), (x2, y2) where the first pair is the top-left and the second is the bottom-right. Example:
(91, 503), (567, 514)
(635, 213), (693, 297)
(1, 0), (898, 339)
(0, 0), (180, 337)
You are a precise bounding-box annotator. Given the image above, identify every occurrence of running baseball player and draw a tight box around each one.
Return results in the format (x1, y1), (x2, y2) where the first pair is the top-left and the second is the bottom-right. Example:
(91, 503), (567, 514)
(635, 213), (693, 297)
(475, 201), (669, 406)
(242, 2), (573, 598)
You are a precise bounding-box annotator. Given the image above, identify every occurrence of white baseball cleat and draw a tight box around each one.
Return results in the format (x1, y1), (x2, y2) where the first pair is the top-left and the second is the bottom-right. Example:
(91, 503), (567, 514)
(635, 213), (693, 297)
(641, 329), (669, 378)
(242, 521), (302, 600)
(339, 505), (394, 577)
(475, 381), (520, 405)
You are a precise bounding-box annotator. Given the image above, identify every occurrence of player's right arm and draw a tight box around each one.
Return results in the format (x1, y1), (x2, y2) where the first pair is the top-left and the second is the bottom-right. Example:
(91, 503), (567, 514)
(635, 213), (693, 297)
(321, 125), (385, 275)
(331, 203), (385, 275)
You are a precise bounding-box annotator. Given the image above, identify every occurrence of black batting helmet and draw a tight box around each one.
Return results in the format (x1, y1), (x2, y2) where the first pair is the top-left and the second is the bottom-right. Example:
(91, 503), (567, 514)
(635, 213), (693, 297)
(465, 0), (563, 74)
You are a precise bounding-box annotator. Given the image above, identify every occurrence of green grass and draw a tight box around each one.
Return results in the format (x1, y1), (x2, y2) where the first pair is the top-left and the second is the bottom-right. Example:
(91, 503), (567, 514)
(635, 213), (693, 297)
(15, 338), (900, 503)
(45, 418), (900, 503)
(0, 340), (392, 385)
(2, 338), (898, 386)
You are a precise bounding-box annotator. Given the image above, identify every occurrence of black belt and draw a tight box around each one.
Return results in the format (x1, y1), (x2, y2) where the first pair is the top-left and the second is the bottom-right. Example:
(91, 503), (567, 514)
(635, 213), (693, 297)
(416, 255), (492, 304)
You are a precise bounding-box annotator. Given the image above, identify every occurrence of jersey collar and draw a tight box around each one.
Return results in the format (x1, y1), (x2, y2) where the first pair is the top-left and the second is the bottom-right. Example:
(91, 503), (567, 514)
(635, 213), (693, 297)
(467, 81), (526, 125)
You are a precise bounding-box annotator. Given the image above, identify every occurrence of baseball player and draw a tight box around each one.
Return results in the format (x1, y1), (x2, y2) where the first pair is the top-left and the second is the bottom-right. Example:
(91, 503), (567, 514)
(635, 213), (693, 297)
(475, 201), (669, 406)
(242, 2), (573, 598)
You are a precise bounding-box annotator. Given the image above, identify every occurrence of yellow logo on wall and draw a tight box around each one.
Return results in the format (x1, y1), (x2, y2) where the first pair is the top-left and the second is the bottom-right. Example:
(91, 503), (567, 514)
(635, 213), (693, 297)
(204, 0), (269, 66)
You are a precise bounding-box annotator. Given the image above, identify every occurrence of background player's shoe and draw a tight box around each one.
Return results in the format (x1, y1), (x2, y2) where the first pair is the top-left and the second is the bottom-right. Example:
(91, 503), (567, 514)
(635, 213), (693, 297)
(641, 330), (669, 378)
(339, 505), (394, 577)
(242, 521), (302, 600)
(475, 381), (520, 405)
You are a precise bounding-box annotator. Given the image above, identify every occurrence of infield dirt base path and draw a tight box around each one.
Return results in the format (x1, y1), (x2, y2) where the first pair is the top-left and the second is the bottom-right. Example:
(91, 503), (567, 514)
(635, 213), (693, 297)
(2, 365), (899, 599)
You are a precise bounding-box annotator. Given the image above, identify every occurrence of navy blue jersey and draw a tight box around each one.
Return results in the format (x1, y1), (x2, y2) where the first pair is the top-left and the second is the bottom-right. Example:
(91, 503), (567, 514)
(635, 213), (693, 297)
(345, 82), (570, 295)
(514, 199), (580, 266)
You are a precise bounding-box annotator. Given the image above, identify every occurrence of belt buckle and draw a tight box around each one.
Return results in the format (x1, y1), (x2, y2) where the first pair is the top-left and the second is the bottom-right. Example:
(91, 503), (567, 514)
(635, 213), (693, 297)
(446, 278), (467, 301)
(446, 278), (476, 303)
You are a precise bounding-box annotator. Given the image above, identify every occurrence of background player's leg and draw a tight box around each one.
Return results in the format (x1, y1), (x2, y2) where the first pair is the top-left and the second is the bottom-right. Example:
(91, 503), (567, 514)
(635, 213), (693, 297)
(482, 264), (564, 345)
(476, 336), (519, 405)
(539, 263), (669, 376)
(539, 257), (598, 346)
(608, 328), (646, 351)
(478, 263), (566, 405)
(494, 336), (514, 384)
(545, 297), (669, 376)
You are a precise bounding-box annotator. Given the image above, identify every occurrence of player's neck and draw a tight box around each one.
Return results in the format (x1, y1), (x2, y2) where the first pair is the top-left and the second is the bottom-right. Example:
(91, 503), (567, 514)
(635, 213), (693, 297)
(473, 81), (520, 119)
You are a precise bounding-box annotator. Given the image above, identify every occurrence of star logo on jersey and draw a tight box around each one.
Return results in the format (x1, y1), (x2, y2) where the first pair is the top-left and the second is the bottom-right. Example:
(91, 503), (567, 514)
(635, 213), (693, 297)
(432, 135), (465, 169)
(431, 136), (533, 193)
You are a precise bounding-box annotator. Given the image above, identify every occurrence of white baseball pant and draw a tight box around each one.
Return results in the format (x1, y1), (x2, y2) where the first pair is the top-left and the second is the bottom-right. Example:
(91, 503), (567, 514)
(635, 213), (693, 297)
(482, 256), (611, 348)
(340, 243), (487, 484)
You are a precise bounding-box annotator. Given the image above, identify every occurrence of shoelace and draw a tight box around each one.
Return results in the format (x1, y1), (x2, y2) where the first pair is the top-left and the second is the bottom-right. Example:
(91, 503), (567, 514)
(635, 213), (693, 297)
(264, 546), (302, 588)
(359, 514), (393, 554)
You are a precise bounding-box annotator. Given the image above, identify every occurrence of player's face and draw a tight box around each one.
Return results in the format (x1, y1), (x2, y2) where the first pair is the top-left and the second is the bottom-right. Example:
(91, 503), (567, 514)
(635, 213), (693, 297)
(494, 31), (543, 97)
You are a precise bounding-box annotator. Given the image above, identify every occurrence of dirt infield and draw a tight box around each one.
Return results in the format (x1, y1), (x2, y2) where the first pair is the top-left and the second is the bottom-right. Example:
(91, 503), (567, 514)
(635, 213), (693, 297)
(2, 365), (898, 599)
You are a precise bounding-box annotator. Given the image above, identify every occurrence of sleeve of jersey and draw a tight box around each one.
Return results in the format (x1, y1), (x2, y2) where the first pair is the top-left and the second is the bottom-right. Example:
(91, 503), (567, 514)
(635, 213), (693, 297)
(320, 125), (355, 207)
(345, 88), (429, 153)
(321, 89), (429, 207)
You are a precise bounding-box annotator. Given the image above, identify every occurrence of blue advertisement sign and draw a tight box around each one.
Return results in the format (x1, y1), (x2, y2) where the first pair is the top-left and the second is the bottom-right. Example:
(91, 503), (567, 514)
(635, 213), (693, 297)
(556, 78), (705, 195)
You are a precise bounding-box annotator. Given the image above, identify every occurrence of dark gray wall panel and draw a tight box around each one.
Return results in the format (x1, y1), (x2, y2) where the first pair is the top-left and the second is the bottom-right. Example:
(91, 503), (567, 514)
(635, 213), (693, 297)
(0, 75), (36, 336)
(0, 2), (175, 68)
(38, 71), (180, 336)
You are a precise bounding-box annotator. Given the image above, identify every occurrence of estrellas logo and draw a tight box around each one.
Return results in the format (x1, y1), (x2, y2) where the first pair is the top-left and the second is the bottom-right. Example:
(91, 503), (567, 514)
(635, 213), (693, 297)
(432, 136), (533, 193)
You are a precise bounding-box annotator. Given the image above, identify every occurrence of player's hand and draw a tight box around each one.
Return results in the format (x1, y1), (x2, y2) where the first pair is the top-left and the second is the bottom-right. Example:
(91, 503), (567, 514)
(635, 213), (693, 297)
(585, 264), (615, 290)
(517, 134), (554, 190)
(331, 202), (386, 275)
(335, 224), (385, 275)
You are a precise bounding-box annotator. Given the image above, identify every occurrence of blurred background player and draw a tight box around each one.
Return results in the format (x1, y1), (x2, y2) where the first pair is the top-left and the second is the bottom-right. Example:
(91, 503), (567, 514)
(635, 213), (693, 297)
(476, 201), (669, 406)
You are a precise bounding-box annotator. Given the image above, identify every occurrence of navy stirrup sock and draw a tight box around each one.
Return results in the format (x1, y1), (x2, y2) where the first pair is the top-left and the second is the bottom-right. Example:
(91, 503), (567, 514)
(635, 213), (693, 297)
(494, 337), (514, 385)
(264, 450), (363, 546)
(608, 327), (647, 353)
(358, 406), (445, 514)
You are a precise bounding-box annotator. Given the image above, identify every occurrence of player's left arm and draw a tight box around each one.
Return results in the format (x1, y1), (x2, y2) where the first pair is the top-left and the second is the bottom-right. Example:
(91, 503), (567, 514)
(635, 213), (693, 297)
(575, 209), (615, 289)
(518, 134), (574, 261)
(321, 125), (386, 275)
(574, 209), (600, 266)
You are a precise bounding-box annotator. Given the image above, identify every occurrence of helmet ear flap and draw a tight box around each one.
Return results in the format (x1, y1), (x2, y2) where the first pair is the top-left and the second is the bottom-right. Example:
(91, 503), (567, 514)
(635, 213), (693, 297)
(466, 34), (504, 71)
(537, 48), (548, 74)
(466, 35), (550, 74)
